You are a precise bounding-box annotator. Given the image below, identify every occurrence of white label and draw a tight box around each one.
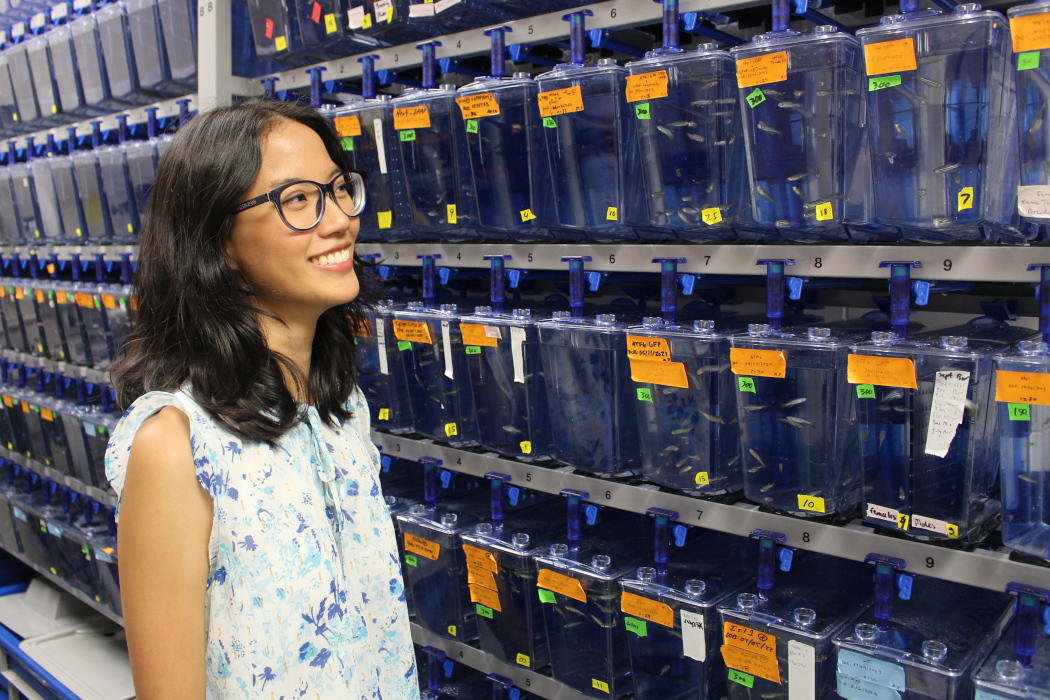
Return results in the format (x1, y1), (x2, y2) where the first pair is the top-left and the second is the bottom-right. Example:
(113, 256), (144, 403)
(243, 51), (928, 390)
(680, 609), (706, 661)
(46, 522), (62, 537)
(910, 513), (950, 536)
(484, 325), (502, 339)
(11, 22), (24, 38)
(925, 370), (970, 458)
(442, 320), (454, 379)
(865, 503), (900, 525)
(975, 691), (1010, 700)
(376, 318), (389, 376)
(94, 548), (113, 563)
(373, 0), (392, 22)
(51, 3), (68, 20)
(1018, 185), (1050, 219)
(12, 507), (25, 521)
(374, 118), (387, 174)
(30, 13), (46, 29)
(511, 326), (526, 384)
(73, 0), (92, 9)
(408, 3), (435, 16)
(346, 5), (365, 29)
(433, 0), (461, 13)
(788, 641), (816, 700)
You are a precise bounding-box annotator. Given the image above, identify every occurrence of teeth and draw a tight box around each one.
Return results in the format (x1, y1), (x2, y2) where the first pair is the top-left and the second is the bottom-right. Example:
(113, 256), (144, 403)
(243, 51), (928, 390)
(311, 246), (352, 266)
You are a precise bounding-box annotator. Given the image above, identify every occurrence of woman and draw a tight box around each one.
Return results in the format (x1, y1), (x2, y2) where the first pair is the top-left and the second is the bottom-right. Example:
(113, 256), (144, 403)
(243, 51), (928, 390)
(105, 98), (419, 699)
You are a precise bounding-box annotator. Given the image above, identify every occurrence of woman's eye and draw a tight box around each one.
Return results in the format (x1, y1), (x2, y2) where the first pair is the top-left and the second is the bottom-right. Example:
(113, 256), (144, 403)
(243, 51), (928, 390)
(282, 192), (309, 206)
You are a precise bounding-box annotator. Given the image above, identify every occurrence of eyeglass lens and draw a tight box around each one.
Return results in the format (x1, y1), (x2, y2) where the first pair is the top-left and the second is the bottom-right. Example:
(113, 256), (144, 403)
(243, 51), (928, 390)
(277, 174), (360, 230)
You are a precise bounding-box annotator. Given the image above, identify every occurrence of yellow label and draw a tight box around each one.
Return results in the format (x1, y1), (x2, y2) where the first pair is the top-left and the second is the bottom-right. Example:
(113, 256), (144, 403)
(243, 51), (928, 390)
(102, 294), (117, 309)
(447, 625), (456, 636)
(797, 494), (826, 513)
(275, 35), (288, 51)
(459, 323), (499, 347)
(815, 202), (833, 221)
(75, 292), (94, 308)
(377, 211), (392, 228)
(55, 290), (66, 304)
(455, 92), (500, 119)
(463, 544), (499, 573)
(392, 319), (433, 344)
(626, 335), (671, 361)
(447, 204), (457, 224)
(14, 287), (22, 300)
(695, 472), (710, 486)
(520, 441), (532, 454)
(847, 354), (918, 389)
(1012, 13), (1050, 52)
(34, 289), (43, 303)
(2, 396), (11, 408)
(898, 514), (910, 530)
(334, 115), (362, 137)
(630, 359), (688, 388)
(362, 13), (372, 28)
(393, 105), (431, 130)
(469, 584), (501, 612)
(378, 408), (390, 420)
(516, 653), (530, 667)
(21, 401), (28, 413)
(625, 70), (669, 102)
(863, 38), (917, 76)
(736, 51), (788, 88)
(958, 186), (974, 211)
(520, 209), (537, 222)
(947, 523), (958, 538)
(606, 207), (618, 221)
(702, 207), (723, 225)
(404, 533), (440, 560)
(592, 680), (610, 694)
(40, 408), (53, 421)
(621, 590), (674, 628)
(997, 370), (1050, 406)
(730, 348), (787, 378)
(445, 422), (458, 437)
(537, 86), (584, 117)
(537, 569), (587, 603)
(324, 13), (337, 33)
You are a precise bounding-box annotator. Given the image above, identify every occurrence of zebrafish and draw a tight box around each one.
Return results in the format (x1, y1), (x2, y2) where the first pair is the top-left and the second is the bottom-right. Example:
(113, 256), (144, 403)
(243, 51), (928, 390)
(691, 99), (713, 107)
(777, 101), (805, 109)
(792, 186), (806, 198)
(757, 121), (783, 135)
(659, 445), (681, 456)
(1030, 102), (1046, 134)
(1019, 473), (1039, 484)
(667, 120), (698, 128)
(786, 172), (809, 182)
(672, 427), (693, 435)
(657, 125), (675, 139)
(763, 89), (785, 98)
(882, 390), (904, 402)
(744, 404), (768, 412)
(716, 98), (737, 104)
(686, 133), (706, 143)
(894, 123), (906, 138)
(748, 448), (768, 468)
(781, 397), (807, 408)
(917, 76), (942, 88)
(713, 140), (727, 146)
(934, 162), (960, 173)
(698, 409), (725, 425)
(779, 416), (814, 428)
(756, 186), (775, 203)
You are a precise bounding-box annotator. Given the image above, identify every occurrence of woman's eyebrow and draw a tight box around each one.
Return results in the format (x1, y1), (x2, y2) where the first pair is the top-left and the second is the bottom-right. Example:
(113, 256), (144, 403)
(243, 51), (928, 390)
(269, 167), (342, 187)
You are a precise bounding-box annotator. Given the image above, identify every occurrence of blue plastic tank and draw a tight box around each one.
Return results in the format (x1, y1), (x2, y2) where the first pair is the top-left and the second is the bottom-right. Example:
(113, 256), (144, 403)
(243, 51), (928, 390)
(972, 585), (1050, 700)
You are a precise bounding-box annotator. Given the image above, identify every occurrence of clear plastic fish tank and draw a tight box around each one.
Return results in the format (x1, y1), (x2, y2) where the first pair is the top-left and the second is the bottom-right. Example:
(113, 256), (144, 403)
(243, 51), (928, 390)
(461, 306), (553, 461)
(96, 131), (140, 241)
(69, 10), (120, 111)
(858, 4), (1022, 243)
(89, 508), (120, 617)
(732, 325), (861, 517)
(621, 530), (756, 700)
(971, 589), (1050, 700)
(0, 284), (28, 353)
(29, 151), (64, 241)
(54, 281), (91, 367)
(4, 36), (43, 128)
(44, 497), (106, 603)
(717, 551), (872, 700)
(0, 54), (20, 131)
(834, 578), (1012, 700)
(0, 462), (21, 555)
(9, 476), (63, 572)
(36, 278), (68, 362)
(96, 1), (151, 105)
(632, 318), (743, 496)
(71, 126), (114, 240)
(9, 154), (42, 242)
(51, 137), (86, 241)
(732, 26), (876, 242)
(0, 160), (22, 245)
(851, 321), (1035, 542)
(627, 43), (751, 241)
(538, 311), (640, 475)
(1011, 1), (1050, 241)
(357, 302), (413, 434)
(345, 0), (437, 46)
(25, 32), (61, 123)
(395, 301), (480, 447)
(48, 19), (96, 119)
(125, 0), (182, 95)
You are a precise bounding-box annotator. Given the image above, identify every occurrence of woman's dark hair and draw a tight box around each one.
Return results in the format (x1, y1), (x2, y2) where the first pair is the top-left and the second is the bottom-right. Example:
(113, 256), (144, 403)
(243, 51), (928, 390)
(112, 97), (376, 442)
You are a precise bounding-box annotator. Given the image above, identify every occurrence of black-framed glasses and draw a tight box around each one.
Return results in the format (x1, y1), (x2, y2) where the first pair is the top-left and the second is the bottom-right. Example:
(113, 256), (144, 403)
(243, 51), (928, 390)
(231, 171), (366, 231)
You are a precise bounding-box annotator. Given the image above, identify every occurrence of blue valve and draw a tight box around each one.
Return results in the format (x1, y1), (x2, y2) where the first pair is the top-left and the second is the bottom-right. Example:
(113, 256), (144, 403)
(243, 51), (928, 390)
(912, 280), (930, 306)
(787, 277), (804, 300)
(440, 470), (452, 489)
(653, 257), (687, 324)
(508, 487), (520, 506)
(896, 573), (913, 600)
(380, 455), (391, 472)
(563, 10), (594, 65)
(485, 472), (512, 529)
(757, 259), (796, 331)
(484, 26), (512, 78)
(358, 55), (380, 99)
(879, 261), (922, 339)
(1006, 583), (1050, 667)
(749, 529), (787, 599)
(562, 257), (593, 320)
(420, 457), (443, 510)
(864, 554), (907, 632)
(584, 504), (599, 525)
(647, 507), (680, 575)
(416, 41), (443, 90)
(561, 489), (590, 555)
(443, 660), (454, 678)
(484, 255), (512, 313)
(657, 0), (680, 50)
(778, 548), (793, 572)
(673, 524), (688, 547)
(418, 255), (442, 309)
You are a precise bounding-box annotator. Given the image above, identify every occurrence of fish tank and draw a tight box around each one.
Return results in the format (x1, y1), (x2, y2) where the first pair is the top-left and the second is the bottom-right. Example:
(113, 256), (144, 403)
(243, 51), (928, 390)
(1011, 0), (1050, 241)
(357, 301), (414, 434)
(971, 585), (1050, 700)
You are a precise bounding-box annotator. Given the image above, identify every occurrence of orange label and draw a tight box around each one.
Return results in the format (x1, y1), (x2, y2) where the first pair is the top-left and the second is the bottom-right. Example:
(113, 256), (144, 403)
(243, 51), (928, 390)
(0, 396), (10, 408)
(620, 591), (674, 628)
(463, 543), (499, 573)
(625, 70), (668, 102)
(459, 323), (499, 348)
(996, 370), (1050, 406)
(130, 296), (139, 311)
(353, 317), (372, 337)
(403, 533), (440, 560)
(721, 644), (782, 684)
(102, 294), (116, 310)
(455, 93), (500, 119)
(33, 289), (43, 304)
(0, 288), (6, 298)
(626, 335), (671, 361)
(847, 354), (918, 389)
(40, 408), (53, 421)
(537, 569), (587, 603)
(736, 51), (788, 88)
(730, 348), (787, 378)
(20, 401), (28, 413)
(1012, 13), (1050, 53)
(393, 105), (431, 130)
(470, 584), (502, 612)
(75, 292), (94, 308)
(334, 115), (362, 137)
(631, 359), (688, 388)
(55, 290), (67, 304)
(537, 86), (584, 118)
(14, 287), (23, 300)
(467, 566), (498, 591)
(392, 320), (433, 344)
(863, 38), (917, 76)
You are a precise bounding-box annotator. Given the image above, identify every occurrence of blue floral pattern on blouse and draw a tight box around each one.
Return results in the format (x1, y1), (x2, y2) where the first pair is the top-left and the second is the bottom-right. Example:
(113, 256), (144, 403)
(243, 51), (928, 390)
(106, 387), (419, 700)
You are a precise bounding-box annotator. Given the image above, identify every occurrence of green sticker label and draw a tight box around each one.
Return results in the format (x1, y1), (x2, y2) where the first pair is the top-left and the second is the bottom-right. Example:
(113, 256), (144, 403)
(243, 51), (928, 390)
(465, 345), (481, 355)
(340, 136), (354, 151)
(466, 119), (478, 133)
(397, 340), (412, 351)
(868, 75), (902, 91)
(542, 116), (556, 128)
(625, 616), (647, 636)
(738, 377), (756, 393)
(637, 387), (652, 402)
(1019, 51), (1041, 71)
(635, 103), (650, 120)
(1009, 403), (1031, 421)
(856, 384), (876, 399)
(476, 603), (493, 619)
(538, 589), (556, 604)
(746, 88), (765, 108)
(405, 554), (417, 567)
(400, 129), (416, 142)
(729, 670), (754, 688)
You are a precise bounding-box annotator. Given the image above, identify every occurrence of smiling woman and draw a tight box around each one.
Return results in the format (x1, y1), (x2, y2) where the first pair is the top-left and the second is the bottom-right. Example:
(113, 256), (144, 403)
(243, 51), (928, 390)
(101, 98), (420, 700)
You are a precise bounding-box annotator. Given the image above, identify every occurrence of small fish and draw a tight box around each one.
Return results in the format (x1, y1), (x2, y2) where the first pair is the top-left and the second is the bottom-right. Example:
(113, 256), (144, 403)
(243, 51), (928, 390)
(779, 416), (814, 428)
(879, 431), (886, 449)
(749, 448), (768, 469)
(781, 397), (807, 408)
(682, 195), (693, 202)
(436, 190), (448, 204)
(932, 217), (953, 226)
(706, 181), (716, 193)
(682, 206), (700, 215)
(713, 140), (727, 146)
(686, 133), (706, 143)
(657, 125), (675, 139)
(934, 162), (960, 174)
(917, 76), (942, 88)
(502, 424), (523, 434)
(565, 621), (584, 629)
(699, 410), (725, 425)
(757, 121), (783, 135)
(567, 606), (587, 617)
(662, 387), (678, 395)
(660, 665), (671, 677)
(777, 101), (805, 109)
(650, 191), (665, 198)
(716, 98), (736, 104)
(697, 364), (722, 374)
(691, 99), (713, 107)
(894, 123), (906, 138)
(672, 427), (693, 435)
(748, 465), (764, 473)
(699, 80), (719, 91)
(955, 172), (962, 184)
(756, 186), (775, 203)
(964, 399), (979, 417)
(792, 186), (806, 198)
(816, 89), (857, 96)
(794, 90), (806, 99)
(761, 693), (787, 699)
(667, 120), (697, 128)
(786, 172), (808, 182)
(659, 445), (681, 456)
(892, 405), (912, 413)
(776, 219), (793, 228)
(763, 89), (785, 99)
(1019, 473), (1039, 484)
(744, 404), (768, 412)
(803, 210), (816, 218)
(882, 390), (904, 402)
(759, 483), (774, 492)
(710, 110), (734, 118)
(1030, 102), (1046, 134)
(676, 456), (697, 468)
(728, 454), (741, 466)
(917, 189), (928, 198)
(678, 210), (693, 225)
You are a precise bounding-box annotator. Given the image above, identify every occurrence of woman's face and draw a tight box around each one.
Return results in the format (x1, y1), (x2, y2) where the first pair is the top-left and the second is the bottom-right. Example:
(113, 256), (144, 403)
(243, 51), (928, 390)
(227, 118), (360, 320)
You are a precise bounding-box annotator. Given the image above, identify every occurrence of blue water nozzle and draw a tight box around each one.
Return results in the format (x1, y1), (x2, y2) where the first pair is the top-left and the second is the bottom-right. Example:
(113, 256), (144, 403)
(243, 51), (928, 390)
(116, 115), (129, 144)
(749, 529), (787, 599)
(177, 98), (192, 126)
(560, 489), (590, 555)
(422, 646), (446, 693)
(66, 126), (78, 153)
(900, 0), (920, 11)
(1028, 265), (1050, 345)
(864, 554), (907, 631)
(563, 10), (594, 65)
(418, 255), (442, 308)
(651, 0), (680, 49)
(10, 252), (20, 279)
(45, 133), (57, 157)
(145, 106), (159, 139)
(483, 255), (512, 313)
(24, 137), (35, 162)
(309, 67), (326, 108)
(646, 507), (680, 575)
(419, 457), (443, 510)
(1006, 583), (1050, 667)
(562, 256), (593, 319)
(484, 26), (512, 78)
(772, 0), (790, 32)
(879, 261), (922, 338)
(358, 55), (380, 99)
(416, 41), (443, 89)
(485, 472), (512, 529)
(261, 77), (279, 99)
(90, 121), (103, 149)
(653, 257), (686, 324)
(120, 254), (133, 285)
(487, 673), (516, 700)
(757, 259), (795, 331)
